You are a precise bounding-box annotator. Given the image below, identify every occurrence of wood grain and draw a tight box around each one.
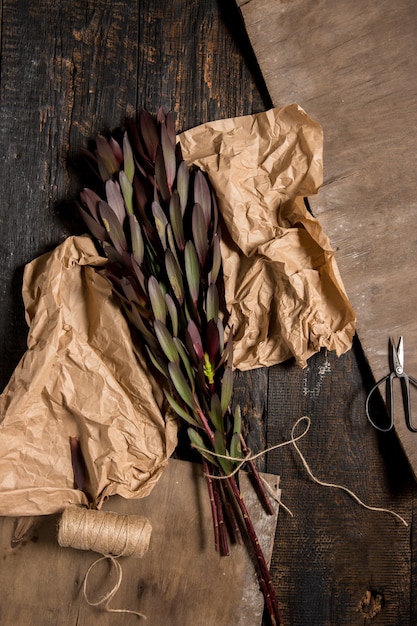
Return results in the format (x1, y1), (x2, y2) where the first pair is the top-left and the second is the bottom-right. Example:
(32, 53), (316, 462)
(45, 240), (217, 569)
(0, 0), (415, 624)
(0, 460), (280, 625)
(236, 0), (417, 470)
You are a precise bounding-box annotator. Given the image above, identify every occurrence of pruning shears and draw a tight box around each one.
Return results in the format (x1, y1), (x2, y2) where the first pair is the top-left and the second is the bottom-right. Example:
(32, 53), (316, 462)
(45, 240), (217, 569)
(365, 336), (417, 433)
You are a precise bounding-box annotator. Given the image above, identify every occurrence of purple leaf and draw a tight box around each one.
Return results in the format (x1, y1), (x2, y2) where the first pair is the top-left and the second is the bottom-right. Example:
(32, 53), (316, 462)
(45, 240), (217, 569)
(186, 319), (204, 361)
(96, 135), (119, 181)
(105, 180), (126, 224)
(206, 319), (220, 363)
(78, 204), (108, 241)
(98, 200), (128, 255)
(140, 109), (159, 161)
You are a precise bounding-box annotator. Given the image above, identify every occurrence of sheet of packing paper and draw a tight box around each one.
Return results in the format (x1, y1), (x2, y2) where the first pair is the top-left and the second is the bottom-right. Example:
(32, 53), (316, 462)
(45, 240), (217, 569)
(0, 236), (178, 515)
(180, 105), (355, 370)
(0, 106), (355, 516)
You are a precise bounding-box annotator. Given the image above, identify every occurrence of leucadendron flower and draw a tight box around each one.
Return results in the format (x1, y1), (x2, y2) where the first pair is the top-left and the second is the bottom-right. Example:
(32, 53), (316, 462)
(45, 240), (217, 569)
(78, 108), (283, 626)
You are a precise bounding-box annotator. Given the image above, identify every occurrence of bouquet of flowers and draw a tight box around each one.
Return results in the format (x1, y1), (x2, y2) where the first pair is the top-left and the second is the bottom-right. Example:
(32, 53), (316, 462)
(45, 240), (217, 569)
(78, 107), (282, 625)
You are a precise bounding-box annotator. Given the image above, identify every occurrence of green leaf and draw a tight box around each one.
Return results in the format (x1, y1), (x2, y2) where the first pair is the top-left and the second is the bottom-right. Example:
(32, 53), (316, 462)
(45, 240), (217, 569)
(165, 293), (179, 337)
(187, 428), (217, 466)
(145, 345), (169, 380)
(161, 121), (176, 191)
(173, 337), (195, 392)
(119, 170), (134, 215)
(220, 366), (233, 416)
(192, 203), (208, 267)
(129, 304), (160, 354)
(217, 328), (233, 370)
(165, 249), (184, 304)
(131, 256), (146, 292)
(123, 132), (135, 183)
(184, 241), (200, 305)
(120, 276), (141, 305)
(155, 145), (170, 202)
(233, 404), (242, 435)
(129, 214), (144, 265)
(164, 391), (200, 427)
(209, 233), (221, 284)
(230, 432), (242, 463)
(176, 160), (190, 215)
(194, 170), (211, 230)
(168, 362), (197, 410)
(206, 283), (219, 322)
(169, 191), (185, 251)
(209, 394), (223, 431)
(214, 429), (233, 474)
(102, 241), (123, 265)
(154, 319), (179, 363)
(148, 276), (167, 324)
(152, 200), (168, 249)
(166, 224), (181, 268)
(203, 353), (215, 385)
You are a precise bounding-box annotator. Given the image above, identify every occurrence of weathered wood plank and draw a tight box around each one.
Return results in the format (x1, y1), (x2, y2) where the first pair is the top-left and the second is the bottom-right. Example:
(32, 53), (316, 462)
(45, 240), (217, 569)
(0, 460), (280, 625)
(236, 0), (417, 467)
(1, 0), (411, 624)
(266, 346), (413, 625)
(0, 0), (140, 390)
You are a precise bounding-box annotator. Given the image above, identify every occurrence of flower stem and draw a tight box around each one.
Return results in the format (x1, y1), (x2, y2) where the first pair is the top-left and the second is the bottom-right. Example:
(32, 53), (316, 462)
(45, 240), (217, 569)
(203, 458), (220, 553)
(240, 435), (275, 516)
(227, 474), (283, 626)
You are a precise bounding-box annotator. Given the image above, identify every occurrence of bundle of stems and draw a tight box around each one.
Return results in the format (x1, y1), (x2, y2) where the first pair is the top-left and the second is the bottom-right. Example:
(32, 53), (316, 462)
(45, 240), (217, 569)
(78, 108), (283, 625)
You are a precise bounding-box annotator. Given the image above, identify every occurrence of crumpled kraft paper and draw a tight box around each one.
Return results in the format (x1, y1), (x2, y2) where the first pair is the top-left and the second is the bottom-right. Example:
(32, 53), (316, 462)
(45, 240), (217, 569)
(0, 105), (355, 517)
(180, 105), (356, 368)
(0, 236), (178, 516)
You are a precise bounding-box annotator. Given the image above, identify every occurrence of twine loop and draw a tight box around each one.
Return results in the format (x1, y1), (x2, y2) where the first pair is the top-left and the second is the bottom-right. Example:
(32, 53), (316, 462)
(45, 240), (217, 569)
(58, 507), (152, 618)
(192, 416), (409, 527)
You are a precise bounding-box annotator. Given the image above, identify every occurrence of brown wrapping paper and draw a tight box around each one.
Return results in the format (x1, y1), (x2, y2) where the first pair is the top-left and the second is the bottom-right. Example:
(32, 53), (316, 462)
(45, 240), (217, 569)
(0, 105), (355, 516)
(0, 236), (177, 516)
(180, 105), (356, 368)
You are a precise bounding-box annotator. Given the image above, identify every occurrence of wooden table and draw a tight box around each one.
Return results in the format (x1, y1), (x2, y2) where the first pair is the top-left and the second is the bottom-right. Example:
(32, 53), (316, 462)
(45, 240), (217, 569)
(0, 1), (415, 624)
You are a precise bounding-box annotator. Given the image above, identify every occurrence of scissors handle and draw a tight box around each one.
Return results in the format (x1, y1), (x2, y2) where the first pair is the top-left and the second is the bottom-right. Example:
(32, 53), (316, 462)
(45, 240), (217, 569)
(366, 372), (417, 432)
(403, 373), (417, 432)
(365, 373), (393, 432)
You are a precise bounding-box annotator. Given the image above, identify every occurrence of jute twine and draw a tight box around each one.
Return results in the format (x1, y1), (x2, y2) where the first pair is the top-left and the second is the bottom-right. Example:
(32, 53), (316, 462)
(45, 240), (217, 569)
(194, 415), (409, 527)
(58, 507), (152, 557)
(58, 507), (152, 619)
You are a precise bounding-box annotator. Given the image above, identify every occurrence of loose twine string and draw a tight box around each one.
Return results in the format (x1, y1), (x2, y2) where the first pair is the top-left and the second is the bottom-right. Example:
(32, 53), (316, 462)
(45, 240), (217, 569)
(58, 507), (152, 618)
(193, 416), (409, 527)
(58, 416), (408, 618)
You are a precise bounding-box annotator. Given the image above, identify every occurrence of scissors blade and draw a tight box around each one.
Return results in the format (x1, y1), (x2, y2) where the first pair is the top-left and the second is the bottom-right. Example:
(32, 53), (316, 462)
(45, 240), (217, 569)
(391, 336), (404, 374)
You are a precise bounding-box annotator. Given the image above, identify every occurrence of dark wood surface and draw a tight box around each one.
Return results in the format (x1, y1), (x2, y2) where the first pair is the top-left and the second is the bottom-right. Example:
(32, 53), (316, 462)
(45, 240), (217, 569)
(0, 1), (414, 625)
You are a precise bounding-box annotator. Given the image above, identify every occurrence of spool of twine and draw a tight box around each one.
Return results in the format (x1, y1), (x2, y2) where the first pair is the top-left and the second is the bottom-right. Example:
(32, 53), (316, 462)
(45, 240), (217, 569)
(58, 507), (152, 558)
